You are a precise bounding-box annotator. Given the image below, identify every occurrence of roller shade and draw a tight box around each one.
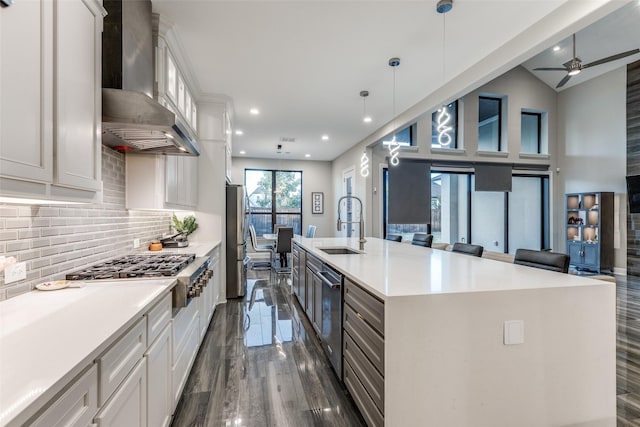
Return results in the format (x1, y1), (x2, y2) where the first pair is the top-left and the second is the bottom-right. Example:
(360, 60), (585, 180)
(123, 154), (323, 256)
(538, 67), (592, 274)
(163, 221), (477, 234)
(388, 160), (431, 224)
(475, 164), (512, 192)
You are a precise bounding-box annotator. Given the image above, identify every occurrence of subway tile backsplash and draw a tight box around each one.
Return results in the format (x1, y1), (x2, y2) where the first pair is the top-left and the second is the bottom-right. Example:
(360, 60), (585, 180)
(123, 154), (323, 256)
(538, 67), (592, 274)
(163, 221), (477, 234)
(0, 147), (173, 300)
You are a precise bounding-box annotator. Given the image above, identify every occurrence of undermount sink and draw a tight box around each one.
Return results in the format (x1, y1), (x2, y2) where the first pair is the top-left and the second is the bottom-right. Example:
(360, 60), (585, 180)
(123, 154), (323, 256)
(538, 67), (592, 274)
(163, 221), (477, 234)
(318, 247), (362, 255)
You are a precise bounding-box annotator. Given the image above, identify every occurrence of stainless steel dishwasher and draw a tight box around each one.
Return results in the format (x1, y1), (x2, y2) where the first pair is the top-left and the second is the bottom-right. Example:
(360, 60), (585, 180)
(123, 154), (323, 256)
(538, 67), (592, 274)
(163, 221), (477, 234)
(318, 264), (343, 379)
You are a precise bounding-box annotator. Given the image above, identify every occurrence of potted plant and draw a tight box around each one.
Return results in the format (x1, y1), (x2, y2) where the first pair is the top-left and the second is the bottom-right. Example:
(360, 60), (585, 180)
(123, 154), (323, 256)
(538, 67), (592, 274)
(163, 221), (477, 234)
(172, 214), (198, 236)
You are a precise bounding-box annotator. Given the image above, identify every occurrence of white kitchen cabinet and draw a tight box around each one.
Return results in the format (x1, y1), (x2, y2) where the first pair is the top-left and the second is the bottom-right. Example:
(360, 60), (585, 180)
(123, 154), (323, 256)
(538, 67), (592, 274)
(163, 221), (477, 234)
(155, 25), (197, 139)
(97, 318), (147, 406)
(145, 324), (172, 427)
(126, 153), (198, 210)
(30, 365), (98, 427)
(171, 301), (199, 409)
(0, 0), (104, 202)
(94, 359), (147, 427)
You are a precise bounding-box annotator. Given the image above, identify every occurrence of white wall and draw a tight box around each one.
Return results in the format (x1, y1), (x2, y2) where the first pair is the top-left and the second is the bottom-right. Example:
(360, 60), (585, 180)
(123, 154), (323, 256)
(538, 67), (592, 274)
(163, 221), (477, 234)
(556, 66), (627, 273)
(231, 157), (334, 238)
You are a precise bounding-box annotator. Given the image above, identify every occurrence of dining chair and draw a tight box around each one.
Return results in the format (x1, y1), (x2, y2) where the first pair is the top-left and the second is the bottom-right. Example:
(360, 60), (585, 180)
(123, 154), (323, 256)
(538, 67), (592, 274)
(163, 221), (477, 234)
(248, 224), (273, 270)
(513, 248), (570, 273)
(272, 227), (294, 273)
(411, 233), (433, 247)
(306, 225), (317, 238)
(385, 234), (402, 242)
(451, 242), (484, 257)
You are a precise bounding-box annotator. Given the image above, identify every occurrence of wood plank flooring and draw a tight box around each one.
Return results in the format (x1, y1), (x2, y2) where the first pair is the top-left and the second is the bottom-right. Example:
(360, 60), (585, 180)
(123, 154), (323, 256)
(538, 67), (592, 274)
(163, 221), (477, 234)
(171, 271), (365, 427)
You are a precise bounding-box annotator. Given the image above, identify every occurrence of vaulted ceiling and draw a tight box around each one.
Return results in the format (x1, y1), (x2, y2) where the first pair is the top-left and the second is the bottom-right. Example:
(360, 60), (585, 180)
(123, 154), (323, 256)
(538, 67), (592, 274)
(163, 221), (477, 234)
(151, 1), (635, 161)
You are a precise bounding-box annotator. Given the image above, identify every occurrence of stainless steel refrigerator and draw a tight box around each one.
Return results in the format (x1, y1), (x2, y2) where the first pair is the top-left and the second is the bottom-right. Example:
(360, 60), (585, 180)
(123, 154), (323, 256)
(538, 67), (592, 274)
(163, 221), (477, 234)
(226, 185), (247, 298)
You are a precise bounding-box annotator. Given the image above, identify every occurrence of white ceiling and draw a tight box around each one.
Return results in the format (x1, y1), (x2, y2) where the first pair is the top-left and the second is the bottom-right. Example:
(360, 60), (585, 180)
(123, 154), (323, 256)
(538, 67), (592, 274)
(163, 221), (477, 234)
(522, 1), (640, 91)
(151, 1), (636, 162)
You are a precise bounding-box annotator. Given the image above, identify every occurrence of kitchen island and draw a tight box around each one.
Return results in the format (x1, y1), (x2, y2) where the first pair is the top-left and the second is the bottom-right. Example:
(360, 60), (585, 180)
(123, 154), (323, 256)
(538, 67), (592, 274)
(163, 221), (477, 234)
(292, 236), (615, 426)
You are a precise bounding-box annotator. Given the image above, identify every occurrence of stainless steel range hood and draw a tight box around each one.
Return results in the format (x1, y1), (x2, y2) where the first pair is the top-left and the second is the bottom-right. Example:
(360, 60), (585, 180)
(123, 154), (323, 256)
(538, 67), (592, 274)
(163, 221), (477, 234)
(101, 0), (199, 156)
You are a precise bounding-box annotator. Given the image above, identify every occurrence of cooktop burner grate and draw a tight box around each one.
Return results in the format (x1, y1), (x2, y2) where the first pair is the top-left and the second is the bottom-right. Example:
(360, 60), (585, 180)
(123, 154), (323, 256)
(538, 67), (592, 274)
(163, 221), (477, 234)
(66, 253), (196, 280)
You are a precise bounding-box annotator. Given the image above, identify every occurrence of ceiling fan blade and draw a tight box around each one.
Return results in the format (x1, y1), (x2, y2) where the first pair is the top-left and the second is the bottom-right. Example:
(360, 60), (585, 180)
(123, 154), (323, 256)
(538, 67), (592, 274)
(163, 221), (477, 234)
(534, 67), (568, 71)
(556, 74), (572, 89)
(583, 49), (640, 68)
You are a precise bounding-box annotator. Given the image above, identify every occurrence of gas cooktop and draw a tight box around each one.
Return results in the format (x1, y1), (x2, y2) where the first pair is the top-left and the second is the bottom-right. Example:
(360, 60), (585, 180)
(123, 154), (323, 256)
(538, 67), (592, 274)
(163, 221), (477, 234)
(66, 253), (196, 280)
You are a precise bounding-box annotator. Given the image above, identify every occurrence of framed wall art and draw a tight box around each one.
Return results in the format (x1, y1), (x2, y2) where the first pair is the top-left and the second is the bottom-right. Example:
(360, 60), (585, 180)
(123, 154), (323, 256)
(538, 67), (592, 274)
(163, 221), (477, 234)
(312, 192), (324, 214)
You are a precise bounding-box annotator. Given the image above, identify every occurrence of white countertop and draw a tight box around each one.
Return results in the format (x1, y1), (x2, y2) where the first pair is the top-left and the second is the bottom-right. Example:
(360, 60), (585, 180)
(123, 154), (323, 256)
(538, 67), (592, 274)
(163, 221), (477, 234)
(293, 236), (610, 300)
(142, 240), (221, 258)
(0, 278), (175, 427)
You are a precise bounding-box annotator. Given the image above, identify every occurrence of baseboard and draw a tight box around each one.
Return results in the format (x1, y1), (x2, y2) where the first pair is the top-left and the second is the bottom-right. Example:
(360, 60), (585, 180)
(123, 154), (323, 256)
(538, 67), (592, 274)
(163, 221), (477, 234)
(614, 267), (627, 276)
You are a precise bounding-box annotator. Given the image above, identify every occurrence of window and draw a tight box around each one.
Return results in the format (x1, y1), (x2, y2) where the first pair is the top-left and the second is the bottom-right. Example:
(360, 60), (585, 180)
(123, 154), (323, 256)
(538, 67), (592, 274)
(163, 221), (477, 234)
(521, 111), (542, 154)
(387, 168), (550, 252)
(478, 96), (502, 151)
(244, 169), (302, 235)
(431, 172), (470, 244)
(382, 124), (415, 147)
(431, 101), (458, 149)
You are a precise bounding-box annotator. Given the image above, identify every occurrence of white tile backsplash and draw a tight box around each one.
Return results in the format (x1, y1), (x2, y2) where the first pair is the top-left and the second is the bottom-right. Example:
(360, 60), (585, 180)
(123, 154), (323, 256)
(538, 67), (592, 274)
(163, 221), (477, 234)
(0, 147), (173, 300)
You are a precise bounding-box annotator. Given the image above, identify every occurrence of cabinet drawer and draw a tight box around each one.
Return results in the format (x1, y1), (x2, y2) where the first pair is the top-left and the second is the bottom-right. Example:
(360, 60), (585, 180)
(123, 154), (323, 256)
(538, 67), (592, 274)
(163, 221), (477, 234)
(30, 364), (98, 427)
(172, 299), (198, 357)
(172, 314), (199, 408)
(98, 317), (147, 406)
(94, 358), (147, 427)
(343, 304), (384, 374)
(344, 360), (383, 427)
(306, 254), (322, 273)
(344, 278), (384, 336)
(344, 332), (384, 413)
(147, 293), (172, 346)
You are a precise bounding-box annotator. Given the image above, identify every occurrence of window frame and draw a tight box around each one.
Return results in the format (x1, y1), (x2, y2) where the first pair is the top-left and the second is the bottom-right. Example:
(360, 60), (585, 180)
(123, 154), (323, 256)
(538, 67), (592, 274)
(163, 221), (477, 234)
(520, 111), (542, 154)
(382, 123), (417, 147)
(478, 96), (503, 152)
(431, 100), (459, 149)
(244, 168), (303, 235)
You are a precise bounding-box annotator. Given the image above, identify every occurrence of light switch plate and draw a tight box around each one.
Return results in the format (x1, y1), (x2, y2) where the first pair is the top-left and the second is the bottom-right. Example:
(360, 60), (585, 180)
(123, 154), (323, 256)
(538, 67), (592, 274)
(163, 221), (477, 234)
(5, 262), (26, 283)
(133, 238), (140, 249)
(504, 320), (524, 345)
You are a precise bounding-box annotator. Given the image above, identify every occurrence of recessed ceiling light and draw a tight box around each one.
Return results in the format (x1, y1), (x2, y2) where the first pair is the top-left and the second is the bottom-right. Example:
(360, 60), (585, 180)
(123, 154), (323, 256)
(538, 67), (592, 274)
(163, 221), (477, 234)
(321, 135), (329, 141)
(239, 150), (246, 155)
(553, 45), (561, 52)
(235, 130), (243, 135)
(305, 154), (311, 158)
(363, 116), (372, 123)
(250, 108), (260, 115)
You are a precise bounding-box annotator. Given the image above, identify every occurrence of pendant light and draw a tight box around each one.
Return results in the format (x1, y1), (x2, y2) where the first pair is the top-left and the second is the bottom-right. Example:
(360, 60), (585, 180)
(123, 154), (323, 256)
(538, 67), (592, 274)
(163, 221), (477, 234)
(388, 57), (401, 167)
(359, 90), (371, 177)
(360, 90), (372, 123)
(435, 0), (453, 147)
(360, 150), (370, 178)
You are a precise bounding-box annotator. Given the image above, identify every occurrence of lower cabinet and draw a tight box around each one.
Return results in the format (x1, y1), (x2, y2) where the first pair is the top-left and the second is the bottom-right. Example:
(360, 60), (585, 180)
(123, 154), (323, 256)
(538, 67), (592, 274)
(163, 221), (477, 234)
(311, 271), (322, 335)
(94, 359), (147, 427)
(145, 324), (172, 427)
(172, 303), (200, 408)
(30, 365), (98, 427)
(343, 278), (385, 427)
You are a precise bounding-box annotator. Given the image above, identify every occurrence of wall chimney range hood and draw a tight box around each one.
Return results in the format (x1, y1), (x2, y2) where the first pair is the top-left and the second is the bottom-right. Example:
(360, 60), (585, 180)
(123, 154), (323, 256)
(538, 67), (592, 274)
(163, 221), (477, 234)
(101, 0), (199, 156)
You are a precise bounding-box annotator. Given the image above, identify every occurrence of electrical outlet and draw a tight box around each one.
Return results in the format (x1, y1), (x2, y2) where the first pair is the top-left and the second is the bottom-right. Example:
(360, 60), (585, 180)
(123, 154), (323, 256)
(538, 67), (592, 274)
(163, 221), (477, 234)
(5, 262), (26, 284)
(133, 238), (140, 249)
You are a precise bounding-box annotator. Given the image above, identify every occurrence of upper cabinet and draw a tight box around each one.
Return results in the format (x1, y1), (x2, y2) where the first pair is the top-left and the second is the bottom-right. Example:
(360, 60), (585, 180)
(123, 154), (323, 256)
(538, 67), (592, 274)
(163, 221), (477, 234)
(126, 154), (198, 211)
(0, 0), (105, 202)
(154, 18), (198, 138)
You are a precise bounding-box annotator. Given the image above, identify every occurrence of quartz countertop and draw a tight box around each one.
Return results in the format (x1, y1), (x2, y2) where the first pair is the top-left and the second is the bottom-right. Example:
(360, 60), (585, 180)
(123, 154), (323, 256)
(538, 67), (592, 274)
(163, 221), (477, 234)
(0, 278), (175, 427)
(293, 236), (610, 300)
(143, 240), (221, 258)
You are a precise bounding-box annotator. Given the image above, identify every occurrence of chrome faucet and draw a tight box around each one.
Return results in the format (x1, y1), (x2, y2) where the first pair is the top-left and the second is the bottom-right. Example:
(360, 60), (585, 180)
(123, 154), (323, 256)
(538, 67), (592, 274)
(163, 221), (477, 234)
(337, 195), (366, 251)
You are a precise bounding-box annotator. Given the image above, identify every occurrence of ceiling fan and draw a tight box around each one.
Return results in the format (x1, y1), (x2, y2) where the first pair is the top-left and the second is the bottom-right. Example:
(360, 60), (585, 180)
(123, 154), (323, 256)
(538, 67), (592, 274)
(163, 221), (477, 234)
(534, 34), (640, 88)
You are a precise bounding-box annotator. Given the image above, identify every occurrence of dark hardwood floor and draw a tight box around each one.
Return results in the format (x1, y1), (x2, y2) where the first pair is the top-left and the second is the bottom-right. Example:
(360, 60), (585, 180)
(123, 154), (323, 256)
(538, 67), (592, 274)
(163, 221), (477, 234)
(171, 270), (365, 427)
(173, 267), (640, 426)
